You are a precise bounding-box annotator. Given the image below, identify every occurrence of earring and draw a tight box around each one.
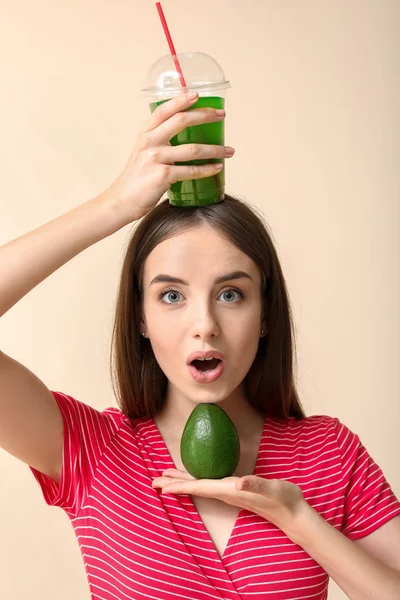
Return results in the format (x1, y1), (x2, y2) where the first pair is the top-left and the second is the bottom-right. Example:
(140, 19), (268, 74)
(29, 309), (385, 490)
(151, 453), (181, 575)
(142, 332), (146, 337)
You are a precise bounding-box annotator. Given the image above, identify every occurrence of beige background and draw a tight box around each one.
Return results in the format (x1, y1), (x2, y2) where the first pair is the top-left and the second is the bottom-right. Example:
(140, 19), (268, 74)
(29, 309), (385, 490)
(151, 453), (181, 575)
(0, 0), (399, 598)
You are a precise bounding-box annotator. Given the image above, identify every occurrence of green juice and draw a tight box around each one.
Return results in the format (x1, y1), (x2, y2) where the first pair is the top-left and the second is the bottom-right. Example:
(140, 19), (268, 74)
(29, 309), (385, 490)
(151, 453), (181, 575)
(150, 96), (225, 207)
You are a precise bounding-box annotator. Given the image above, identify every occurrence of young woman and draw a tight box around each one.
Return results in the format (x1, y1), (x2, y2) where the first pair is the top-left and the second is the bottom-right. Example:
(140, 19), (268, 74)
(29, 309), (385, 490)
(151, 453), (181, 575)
(1, 92), (400, 600)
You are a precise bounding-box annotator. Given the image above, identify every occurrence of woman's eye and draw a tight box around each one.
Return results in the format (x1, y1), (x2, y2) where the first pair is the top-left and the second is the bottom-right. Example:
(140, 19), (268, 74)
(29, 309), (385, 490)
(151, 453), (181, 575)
(157, 288), (244, 305)
(158, 289), (181, 304)
(220, 289), (243, 303)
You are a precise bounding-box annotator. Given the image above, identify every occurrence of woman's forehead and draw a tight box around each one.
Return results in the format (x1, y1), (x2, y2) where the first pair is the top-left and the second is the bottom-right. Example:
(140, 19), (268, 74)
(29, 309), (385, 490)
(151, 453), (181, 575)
(142, 233), (258, 288)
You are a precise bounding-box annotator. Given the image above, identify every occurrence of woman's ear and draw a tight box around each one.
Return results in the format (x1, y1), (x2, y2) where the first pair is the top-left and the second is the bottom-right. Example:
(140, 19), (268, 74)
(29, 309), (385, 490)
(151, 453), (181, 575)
(261, 319), (268, 336)
(135, 298), (145, 324)
(139, 317), (146, 334)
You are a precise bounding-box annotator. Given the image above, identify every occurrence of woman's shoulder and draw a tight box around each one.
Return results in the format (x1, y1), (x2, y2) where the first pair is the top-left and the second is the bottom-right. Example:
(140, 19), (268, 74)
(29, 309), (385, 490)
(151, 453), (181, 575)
(268, 412), (339, 431)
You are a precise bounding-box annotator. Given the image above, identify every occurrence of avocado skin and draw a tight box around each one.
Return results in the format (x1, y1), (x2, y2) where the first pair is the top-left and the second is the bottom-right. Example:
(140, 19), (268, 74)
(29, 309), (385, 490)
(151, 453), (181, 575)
(180, 403), (241, 479)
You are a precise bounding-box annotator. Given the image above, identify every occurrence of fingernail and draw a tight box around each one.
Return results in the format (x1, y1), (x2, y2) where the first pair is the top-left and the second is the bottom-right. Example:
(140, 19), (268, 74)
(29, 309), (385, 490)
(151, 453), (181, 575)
(225, 146), (235, 156)
(187, 92), (198, 101)
(216, 109), (225, 117)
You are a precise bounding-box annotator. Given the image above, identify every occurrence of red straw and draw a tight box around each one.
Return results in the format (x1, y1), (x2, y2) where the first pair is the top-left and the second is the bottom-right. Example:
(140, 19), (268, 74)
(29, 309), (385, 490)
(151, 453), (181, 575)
(156, 2), (187, 88)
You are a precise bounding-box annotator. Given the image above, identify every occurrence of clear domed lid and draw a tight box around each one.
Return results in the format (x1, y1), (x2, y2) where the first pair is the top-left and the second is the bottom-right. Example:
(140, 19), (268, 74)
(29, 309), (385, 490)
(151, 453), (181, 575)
(141, 51), (230, 99)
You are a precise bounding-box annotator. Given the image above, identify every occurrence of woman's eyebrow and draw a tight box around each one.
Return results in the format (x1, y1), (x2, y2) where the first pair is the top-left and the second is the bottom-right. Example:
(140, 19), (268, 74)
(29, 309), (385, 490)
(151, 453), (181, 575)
(149, 271), (253, 286)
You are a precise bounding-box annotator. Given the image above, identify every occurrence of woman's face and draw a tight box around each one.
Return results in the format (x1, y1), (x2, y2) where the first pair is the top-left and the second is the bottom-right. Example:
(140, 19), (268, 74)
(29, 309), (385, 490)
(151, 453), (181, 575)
(140, 224), (266, 405)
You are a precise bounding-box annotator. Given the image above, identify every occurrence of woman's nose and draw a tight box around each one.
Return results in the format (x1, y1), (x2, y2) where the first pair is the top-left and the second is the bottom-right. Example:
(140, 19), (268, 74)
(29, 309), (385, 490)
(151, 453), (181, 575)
(190, 313), (220, 339)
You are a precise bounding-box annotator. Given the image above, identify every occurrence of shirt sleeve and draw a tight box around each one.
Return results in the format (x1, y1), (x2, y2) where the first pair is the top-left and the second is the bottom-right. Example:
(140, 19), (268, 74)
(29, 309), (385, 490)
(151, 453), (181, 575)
(29, 390), (122, 518)
(333, 417), (400, 540)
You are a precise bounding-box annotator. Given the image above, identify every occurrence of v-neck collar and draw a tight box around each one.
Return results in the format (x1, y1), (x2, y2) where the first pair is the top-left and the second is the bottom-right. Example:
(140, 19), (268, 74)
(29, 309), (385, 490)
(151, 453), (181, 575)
(148, 414), (268, 565)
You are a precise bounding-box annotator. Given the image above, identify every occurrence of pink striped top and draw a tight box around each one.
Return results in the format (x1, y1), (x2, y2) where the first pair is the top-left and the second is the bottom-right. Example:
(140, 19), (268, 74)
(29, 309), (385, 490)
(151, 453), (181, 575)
(30, 391), (400, 600)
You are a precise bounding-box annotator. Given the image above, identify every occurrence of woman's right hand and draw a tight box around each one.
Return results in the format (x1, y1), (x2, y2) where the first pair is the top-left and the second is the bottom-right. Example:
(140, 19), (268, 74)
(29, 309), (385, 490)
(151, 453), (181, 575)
(103, 92), (235, 224)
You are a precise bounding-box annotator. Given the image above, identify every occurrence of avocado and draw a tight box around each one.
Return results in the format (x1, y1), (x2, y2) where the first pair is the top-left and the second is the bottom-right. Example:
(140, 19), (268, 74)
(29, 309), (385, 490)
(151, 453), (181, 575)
(180, 403), (240, 479)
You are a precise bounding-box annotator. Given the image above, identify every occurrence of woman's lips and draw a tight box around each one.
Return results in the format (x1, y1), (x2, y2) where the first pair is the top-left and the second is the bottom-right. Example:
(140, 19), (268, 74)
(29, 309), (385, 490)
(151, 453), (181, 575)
(187, 360), (225, 383)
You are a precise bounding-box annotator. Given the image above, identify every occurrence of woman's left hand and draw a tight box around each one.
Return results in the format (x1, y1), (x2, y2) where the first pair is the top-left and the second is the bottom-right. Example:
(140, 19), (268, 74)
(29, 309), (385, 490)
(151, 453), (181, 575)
(152, 468), (307, 531)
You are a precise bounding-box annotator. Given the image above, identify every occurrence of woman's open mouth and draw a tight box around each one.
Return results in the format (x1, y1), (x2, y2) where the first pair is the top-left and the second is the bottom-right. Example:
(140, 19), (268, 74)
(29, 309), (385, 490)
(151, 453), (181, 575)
(187, 358), (225, 383)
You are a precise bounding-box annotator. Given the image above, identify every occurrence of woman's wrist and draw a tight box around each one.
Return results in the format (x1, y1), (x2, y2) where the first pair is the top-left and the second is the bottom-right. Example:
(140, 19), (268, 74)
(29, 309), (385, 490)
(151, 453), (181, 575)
(94, 186), (139, 235)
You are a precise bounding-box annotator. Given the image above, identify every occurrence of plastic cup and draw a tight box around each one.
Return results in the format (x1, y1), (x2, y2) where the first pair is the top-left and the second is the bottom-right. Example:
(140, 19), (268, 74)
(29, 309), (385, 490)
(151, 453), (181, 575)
(141, 52), (231, 207)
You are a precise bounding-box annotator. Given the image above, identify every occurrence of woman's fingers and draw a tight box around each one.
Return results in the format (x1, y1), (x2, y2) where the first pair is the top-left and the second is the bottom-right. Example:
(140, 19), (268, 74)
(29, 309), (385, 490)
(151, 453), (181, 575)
(162, 469), (193, 478)
(141, 92), (199, 133)
(158, 141), (235, 184)
(157, 143), (235, 164)
(153, 107), (225, 145)
(168, 162), (225, 183)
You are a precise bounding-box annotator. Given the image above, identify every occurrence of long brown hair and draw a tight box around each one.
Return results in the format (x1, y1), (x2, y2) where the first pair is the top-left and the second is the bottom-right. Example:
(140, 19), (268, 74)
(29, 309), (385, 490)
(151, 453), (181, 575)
(109, 194), (306, 421)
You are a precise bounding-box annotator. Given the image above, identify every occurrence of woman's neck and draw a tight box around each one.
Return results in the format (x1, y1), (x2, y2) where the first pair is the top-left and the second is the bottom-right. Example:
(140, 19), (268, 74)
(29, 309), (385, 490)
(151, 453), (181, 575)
(153, 389), (265, 448)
